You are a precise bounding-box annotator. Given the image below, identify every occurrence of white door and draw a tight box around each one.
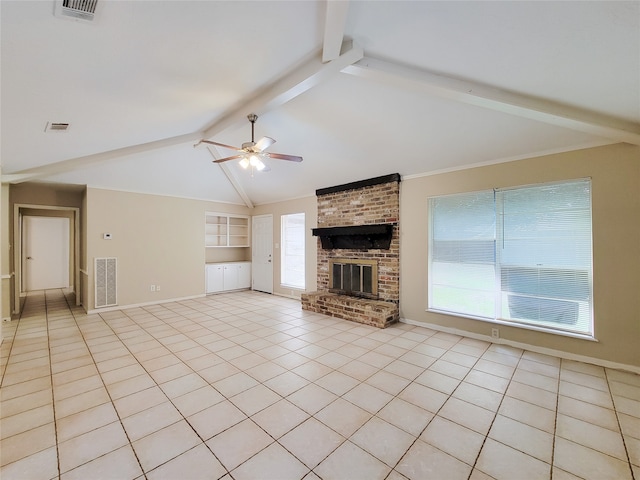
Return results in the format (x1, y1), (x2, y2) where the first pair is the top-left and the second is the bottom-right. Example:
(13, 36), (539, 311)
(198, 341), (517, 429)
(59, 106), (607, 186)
(23, 216), (70, 291)
(252, 214), (273, 294)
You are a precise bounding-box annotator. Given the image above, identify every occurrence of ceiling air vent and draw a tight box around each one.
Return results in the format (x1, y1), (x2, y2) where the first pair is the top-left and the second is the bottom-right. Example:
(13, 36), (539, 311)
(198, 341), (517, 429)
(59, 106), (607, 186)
(45, 122), (70, 132)
(54, 0), (99, 22)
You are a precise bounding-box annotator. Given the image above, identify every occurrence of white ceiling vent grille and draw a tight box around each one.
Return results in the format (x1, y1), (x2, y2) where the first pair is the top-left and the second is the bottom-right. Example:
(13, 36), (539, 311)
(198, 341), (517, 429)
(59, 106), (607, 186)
(54, 0), (99, 23)
(45, 122), (70, 132)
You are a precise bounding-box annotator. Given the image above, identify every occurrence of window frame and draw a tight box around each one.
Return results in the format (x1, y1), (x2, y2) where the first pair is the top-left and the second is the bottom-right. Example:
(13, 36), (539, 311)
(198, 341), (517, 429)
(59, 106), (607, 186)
(280, 212), (306, 290)
(427, 179), (594, 340)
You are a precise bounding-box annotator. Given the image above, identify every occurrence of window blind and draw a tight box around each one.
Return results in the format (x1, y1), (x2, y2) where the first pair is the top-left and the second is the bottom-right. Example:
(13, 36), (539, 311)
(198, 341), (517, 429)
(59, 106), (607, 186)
(429, 179), (593, 336)
(281, 213), (306, 289)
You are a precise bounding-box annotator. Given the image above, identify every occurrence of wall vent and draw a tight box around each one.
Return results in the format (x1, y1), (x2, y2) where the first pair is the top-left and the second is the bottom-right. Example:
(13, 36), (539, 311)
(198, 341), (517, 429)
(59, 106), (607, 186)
(45, 122), (70, 132)
(54, 0), (99, 22)
(95, 257), (117, 308)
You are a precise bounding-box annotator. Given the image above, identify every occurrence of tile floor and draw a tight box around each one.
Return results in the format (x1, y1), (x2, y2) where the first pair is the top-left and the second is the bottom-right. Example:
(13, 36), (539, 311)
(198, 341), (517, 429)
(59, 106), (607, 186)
(1, 289), (639, 480)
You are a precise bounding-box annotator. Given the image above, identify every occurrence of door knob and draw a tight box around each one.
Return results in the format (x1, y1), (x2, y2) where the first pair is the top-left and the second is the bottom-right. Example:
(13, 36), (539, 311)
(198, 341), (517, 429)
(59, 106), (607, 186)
(26, 256), (33, 260)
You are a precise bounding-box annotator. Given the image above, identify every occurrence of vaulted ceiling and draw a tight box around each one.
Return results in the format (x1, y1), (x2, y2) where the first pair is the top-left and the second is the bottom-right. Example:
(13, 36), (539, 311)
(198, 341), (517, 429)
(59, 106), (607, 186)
(2, 1), (638, 206)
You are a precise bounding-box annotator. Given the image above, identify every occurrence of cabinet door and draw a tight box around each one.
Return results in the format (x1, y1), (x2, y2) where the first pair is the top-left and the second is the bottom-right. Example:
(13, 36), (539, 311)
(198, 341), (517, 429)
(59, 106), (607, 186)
(206, 265), (224, 293)
(237, 263), (251, 289)
(223, 264), (239, 291)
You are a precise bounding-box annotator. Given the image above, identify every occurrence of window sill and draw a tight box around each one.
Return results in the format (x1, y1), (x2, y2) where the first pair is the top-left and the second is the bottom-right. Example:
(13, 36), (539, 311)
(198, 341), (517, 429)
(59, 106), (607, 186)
(426, 308), (597, 342)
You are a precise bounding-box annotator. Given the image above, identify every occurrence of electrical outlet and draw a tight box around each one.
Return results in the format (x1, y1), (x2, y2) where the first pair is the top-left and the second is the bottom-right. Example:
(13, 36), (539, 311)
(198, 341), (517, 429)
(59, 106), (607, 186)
(491, 327), (499, 339)
(150, 285), (156, 292)
(156, 285), (161, 291)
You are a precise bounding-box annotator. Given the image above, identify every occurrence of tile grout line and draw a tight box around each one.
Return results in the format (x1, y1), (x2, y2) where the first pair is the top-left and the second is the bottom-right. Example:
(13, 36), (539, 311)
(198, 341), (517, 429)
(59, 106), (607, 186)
(44, 290), (63, 480)
(604, 367), (637, 480)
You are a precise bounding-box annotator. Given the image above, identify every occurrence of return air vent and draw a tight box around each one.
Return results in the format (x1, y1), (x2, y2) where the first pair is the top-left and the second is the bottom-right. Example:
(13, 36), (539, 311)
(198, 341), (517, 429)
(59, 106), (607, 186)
(54, 0), (99, 22)
(95, 257), (117, 308)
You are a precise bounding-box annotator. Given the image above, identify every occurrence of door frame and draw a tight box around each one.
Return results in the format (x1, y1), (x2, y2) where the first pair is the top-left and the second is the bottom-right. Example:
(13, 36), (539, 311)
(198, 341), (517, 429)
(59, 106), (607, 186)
(13, 204), (81, 314)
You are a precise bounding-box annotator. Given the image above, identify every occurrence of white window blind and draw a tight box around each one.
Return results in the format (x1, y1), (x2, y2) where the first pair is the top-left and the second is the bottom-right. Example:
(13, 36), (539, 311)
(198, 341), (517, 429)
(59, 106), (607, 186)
(429, 179), (593, 336)
(281, 213), (305, 289)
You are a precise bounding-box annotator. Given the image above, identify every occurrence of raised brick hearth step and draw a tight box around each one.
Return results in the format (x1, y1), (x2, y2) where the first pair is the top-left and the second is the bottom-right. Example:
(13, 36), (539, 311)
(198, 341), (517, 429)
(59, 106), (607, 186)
(301, 291), (399, 329)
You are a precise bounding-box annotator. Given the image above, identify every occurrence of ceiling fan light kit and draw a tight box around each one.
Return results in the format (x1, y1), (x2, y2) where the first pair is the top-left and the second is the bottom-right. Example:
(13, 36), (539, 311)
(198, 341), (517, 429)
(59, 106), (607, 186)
(196, 114), (303, 174)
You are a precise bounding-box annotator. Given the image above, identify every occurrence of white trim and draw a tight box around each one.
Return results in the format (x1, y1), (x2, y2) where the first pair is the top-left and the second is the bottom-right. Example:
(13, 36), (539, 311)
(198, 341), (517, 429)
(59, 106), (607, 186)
(86, 294), (206, 315)
(1, 274), (12, 279)
(402, 140), (615, 181)
(400, 317), (640, 375)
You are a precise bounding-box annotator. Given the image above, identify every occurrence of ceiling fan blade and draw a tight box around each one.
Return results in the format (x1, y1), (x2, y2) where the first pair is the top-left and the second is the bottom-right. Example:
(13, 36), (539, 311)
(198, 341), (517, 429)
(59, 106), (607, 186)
(213, 154), (246, 164)
(199, 139), (242, 151)
(253, 136), (276, 152)
(267, 152), (303, 162)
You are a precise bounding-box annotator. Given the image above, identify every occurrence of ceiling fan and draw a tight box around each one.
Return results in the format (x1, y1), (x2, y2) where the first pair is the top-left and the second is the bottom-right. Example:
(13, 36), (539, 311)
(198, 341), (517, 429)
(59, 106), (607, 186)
(195, 114), (303, 172)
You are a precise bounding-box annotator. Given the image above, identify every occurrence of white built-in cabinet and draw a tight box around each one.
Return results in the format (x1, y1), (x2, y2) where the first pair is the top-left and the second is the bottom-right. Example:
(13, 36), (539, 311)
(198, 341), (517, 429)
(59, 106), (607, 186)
(205, 212), (250, 247)
(206, 262), (251, 293)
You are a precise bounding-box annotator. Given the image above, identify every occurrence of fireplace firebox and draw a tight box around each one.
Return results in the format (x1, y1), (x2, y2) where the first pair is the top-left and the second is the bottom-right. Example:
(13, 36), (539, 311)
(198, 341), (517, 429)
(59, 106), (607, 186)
(329, 258), (378, 299)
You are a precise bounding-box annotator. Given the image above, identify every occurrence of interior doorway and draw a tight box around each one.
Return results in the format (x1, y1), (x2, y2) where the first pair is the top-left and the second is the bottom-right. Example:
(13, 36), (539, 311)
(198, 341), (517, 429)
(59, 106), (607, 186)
(13, 204), (81, 314)
(22, 216), (70, 291)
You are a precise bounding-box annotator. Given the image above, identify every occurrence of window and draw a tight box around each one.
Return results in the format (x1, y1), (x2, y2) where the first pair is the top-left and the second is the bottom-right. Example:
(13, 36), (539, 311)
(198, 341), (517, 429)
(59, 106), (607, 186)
(281, 213), (305, 289)
(428, 179), (593, 336)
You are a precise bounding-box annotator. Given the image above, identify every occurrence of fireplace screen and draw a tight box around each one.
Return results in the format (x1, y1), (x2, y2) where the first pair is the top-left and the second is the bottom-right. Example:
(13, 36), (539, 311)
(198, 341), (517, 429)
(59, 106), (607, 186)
(329, 259), (378, 298)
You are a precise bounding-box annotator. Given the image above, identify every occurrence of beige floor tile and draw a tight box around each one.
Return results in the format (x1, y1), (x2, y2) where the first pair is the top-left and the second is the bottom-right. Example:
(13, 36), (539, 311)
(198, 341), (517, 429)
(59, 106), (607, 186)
(488, 414), (553, 463)
(160, 372), (208, 398)
(472, 359), (515, 379)
(315, 398), (372, 437)
(146, 444), (227, 480)
(280, 417), (345, 468)
(315, 440), (391, 480)
(556, 413), (627, 461)
(0, 422), (56, 467)
(199, 361), (241, 383)
(245, 360), (287, 382)
(287, 383), (338, 415)
(148, 361), (192, 383)
(613, 395), (640, 418)
(53, 374), (104, 400)
(553, 437), (632, 480)
(56, 402), (119, 443)
(122, 401), (183, 441)
(112, 386), (168, 418)
(518, 358), (560, 379)
(351, 416), (415, 467)
(231, 442), (309, 480)
(421, 416), (485, 465)
(396, 439), (471, 480)
(398, 383), (448, 413)
(498, 396), (555, 433)
(58, 421), (129, 474)
(291, 360), (333, 382)
(1, 404), (54, 439)
(0, 445), (58, 480)
(619, 412), (640, 439)
(506, 381), (558, 411)
(1, 388), (52, 418)
(626, 435), (640, 466)
(229, 383), (281, 416)
(214, 372), (260, 397)
(414, 369), (461, 394)
(172, 385), (225, 417)
(377, 397), (433, 437)
(475, 438), (550, 480)
(337, 359), (379, 381)
(561, 368), (609, 392)
(187, 399), (247, 440)
(559, 380), (613, 409)
(607, 369), (640, 387)
(558, 394), (619, 431)
(1, 365), (52, 386)
(0, 376), (51, 401)
(61, 445), (142, 480)
(453, 382), (503, 412)
(251, 399), (309, 439)
(206, 419), (273, 471)
(439, 397), (495, 435)
(429, 359), (470, 380)
(132, 420), (202, 472)
(610, 380), (640, 401)
(399, 351), (437, 369)
(343, 383), (394, 414)
(365, 370), (411, 396)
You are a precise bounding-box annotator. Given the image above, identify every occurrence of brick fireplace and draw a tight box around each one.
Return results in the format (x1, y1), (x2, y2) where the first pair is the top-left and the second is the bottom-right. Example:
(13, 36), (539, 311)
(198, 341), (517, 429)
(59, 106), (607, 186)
(301, 174), (400, 328)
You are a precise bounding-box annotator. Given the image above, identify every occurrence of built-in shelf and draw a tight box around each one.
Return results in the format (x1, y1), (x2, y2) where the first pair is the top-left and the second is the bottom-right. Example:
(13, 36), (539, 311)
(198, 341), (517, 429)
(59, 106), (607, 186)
(205, 212), (249, 248)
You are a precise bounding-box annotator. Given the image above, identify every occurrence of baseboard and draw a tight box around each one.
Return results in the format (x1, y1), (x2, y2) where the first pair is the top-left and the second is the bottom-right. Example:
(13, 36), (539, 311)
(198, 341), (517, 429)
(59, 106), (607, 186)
(86, 294), (206, 315)
(400, 317), (640, 375)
